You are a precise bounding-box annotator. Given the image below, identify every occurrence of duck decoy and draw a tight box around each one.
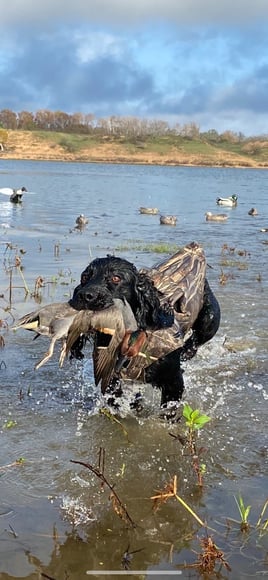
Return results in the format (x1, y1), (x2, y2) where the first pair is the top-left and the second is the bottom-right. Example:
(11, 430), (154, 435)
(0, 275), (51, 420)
(216, 194), (238, 207)
(160, 215), (177, 226)
(0, 187), (28, 203)
(12, 302), (78, 369)
(205, 212), (229, 222)
(139, 207), (159, 215)
(248, 208), (258, 216)
(75, 214), (89, 228)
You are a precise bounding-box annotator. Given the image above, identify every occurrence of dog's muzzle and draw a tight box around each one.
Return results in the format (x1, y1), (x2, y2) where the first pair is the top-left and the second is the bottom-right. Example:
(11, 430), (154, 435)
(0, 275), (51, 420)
(71, 284), (114, 311)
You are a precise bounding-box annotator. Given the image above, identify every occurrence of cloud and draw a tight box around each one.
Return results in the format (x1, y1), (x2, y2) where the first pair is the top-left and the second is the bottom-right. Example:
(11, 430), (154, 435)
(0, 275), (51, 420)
(0, 1), (268, 135)
(1, 0), (268, 27)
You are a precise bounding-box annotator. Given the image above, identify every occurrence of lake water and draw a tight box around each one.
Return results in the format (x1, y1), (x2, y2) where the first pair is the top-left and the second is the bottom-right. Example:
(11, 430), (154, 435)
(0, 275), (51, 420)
(0, 159), (267, 580)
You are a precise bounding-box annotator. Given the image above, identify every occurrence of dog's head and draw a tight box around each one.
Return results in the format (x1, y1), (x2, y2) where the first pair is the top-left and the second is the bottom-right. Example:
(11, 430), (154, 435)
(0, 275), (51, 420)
(70, 255), (174, 330)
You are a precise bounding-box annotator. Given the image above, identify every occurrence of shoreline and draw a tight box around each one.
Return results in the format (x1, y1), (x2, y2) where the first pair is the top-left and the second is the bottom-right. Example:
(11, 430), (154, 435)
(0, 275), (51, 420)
(1, 130), (267, 169)
(1, 153), (267, 170)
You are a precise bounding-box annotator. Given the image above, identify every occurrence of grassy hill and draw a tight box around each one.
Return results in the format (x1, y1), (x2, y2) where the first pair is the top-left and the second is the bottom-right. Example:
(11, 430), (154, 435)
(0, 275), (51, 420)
(1, 130), (268, 168)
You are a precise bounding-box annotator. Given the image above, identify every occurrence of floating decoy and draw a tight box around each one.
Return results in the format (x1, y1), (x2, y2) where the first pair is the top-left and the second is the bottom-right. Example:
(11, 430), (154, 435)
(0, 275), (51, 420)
(139, 207), (159, 215)
(160, 215), (177, 226)
(0, 187), (28, 203)
(248, 208), (258, 216)
(205, 212), (229, 222)
(75, 214), (89, 228)
(12, 302), (78, 369)
(216, 194), (238, 207)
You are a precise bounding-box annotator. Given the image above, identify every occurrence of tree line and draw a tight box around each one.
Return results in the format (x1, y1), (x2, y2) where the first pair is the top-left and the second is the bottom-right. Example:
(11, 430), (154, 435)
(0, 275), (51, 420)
(0, 108), (266, 144)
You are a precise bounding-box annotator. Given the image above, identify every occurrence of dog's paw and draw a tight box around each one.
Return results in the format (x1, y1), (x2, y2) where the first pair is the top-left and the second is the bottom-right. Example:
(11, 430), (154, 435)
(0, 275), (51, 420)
(159, 403), (182, 422)
(130, 391), (144, 413)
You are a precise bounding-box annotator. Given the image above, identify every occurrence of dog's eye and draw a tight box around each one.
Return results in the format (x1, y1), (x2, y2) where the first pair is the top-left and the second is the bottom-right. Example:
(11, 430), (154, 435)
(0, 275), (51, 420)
(111, 275), (121, 284)
(81, 273), (89, 285)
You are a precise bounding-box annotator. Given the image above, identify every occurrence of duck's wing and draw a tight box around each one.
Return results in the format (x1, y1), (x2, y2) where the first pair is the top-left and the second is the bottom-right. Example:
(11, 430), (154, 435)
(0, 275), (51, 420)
(63, 303), (128, 392)
(146, 241), (206, 334)
(93, 315), (127, 393)
(91, 299), (138, 392)
(118, 242), (207, 382)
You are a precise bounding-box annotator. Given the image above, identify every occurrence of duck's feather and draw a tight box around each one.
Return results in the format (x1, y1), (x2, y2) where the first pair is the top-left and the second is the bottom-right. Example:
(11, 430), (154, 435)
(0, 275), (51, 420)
(64, 298), (138, 392)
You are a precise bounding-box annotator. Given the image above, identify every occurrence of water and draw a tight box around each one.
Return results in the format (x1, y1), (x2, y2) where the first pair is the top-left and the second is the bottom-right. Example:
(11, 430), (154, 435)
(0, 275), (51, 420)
(0, 160), (267, 579)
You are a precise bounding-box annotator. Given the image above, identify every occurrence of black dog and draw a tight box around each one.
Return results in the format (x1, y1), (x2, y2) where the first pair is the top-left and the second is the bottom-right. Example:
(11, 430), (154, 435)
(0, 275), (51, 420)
(70, 255), (220, 407)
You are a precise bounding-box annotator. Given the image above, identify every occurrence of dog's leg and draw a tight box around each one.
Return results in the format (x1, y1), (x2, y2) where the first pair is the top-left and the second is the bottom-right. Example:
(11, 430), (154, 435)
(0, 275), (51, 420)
(145, 349), (184, 407)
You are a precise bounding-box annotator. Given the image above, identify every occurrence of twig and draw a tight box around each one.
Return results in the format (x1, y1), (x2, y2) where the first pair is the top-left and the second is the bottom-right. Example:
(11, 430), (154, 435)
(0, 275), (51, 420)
(70, 457), (136, 528)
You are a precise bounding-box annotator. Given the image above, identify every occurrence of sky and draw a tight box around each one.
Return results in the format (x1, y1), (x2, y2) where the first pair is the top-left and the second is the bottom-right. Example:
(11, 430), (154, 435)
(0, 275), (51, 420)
(1, 0), (268, 136)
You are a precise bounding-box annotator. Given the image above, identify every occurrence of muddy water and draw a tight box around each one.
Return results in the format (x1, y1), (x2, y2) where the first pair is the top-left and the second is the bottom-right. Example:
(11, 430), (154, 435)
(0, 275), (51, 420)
(0, 160), (267, 579)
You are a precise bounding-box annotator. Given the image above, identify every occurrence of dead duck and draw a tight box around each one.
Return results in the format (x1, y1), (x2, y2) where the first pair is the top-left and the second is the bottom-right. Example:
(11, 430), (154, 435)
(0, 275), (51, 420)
(248, 207), (258, 216)
(205, 212), (229, 222)
(13, 296), (145, 385)
(62, 298), (146, 393)
(216, 194), (238, 207)
(0, 186), (28, 203)
(160, 215), (177, 226)
(12, 302), (78, 369)
(139, 207), (159, 215)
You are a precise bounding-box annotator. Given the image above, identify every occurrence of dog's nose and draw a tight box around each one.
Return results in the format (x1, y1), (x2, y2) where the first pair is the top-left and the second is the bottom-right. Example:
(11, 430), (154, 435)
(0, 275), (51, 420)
(73, 285), (114, 310)
(83, 289), (98, 302)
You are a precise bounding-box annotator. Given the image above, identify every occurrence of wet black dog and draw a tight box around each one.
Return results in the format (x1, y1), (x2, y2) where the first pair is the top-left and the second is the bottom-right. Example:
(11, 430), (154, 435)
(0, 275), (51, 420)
(70, 255), (220, 407)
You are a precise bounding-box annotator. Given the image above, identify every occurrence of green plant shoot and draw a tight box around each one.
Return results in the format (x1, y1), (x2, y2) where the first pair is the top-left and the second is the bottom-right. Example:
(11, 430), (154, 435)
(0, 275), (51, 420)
(183, 404), (211, 431)
(234, 494), (251, 524)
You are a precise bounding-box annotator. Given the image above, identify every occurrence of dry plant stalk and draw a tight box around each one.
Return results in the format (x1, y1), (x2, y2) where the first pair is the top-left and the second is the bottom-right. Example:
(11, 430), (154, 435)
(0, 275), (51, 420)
(151, 475), (205, 527)
(71, 449), (135, 528)
(186, 534), (231, 574)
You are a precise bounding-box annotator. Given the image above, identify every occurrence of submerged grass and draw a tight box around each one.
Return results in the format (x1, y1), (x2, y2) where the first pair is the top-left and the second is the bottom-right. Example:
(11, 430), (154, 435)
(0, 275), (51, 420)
(115, 241), (181, 254)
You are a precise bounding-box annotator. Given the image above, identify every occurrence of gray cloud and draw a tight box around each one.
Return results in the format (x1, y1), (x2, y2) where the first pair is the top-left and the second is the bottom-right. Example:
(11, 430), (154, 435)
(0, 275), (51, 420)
(1, 5), (268, 135)
(0, 31), (157, 114)
(1, 0), (268, 28)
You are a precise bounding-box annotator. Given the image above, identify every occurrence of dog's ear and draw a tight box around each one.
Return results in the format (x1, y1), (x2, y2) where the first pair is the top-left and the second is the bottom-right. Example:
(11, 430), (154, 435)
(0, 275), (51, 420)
(133, 273), (162, 328)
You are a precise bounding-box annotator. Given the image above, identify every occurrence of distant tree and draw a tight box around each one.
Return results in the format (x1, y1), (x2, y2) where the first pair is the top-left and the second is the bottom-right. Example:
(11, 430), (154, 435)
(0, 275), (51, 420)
(149, 119), (169, 136)
(35, 109), (55, 130)
(181, 122), (200, 139)
(53, 111), (71, 131)
(173, 122), (182, 136)
(241, 141), (265, 155)
(237, 131), (246, 142)
(17, 111), (35, 130)
(0, 109), (17, 129)
(68, 112), (86, 132)
(219, 130), (240, 143)
(96, 117), (110, 135)
(84, 113), (95, 131)
(200, 129), (220, 142)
